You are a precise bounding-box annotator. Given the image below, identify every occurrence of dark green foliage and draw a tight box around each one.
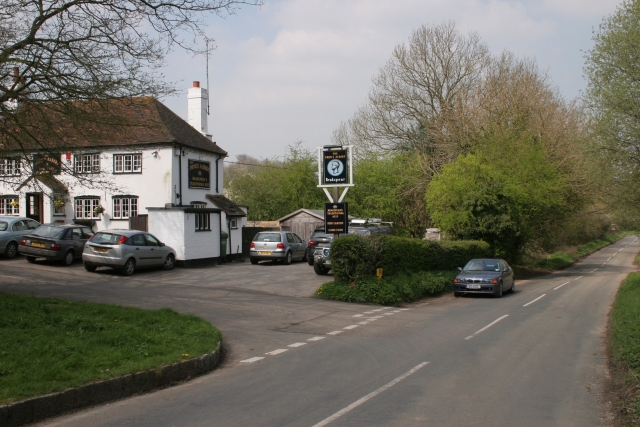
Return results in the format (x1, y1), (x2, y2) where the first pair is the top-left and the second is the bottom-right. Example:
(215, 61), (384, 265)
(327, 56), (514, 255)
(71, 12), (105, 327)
(0, 293), (221, 404)
(611, 272), (640, 374)
(330, 234), (490, 281)
(316, 271), (458, 305)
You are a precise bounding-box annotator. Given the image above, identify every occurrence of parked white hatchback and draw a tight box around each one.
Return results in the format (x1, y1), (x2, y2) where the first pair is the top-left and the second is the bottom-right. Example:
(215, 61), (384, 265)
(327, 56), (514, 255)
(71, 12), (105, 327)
(82, 230), (176, 276)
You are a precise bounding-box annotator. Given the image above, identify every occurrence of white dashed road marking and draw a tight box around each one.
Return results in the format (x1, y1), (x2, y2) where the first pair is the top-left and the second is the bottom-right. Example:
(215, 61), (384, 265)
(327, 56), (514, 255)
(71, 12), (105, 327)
(240, 357), (264, 363)
(554, 282), (570, 290)
(358, 321), (370, 325)
(344, 325), (359, 330)
(574, 276), (583, 281)
(383, 313), (394, 316)
(266, 349), (288, 355)
(308, 336), (325, 342)
(352, 314), (363, 318)
(311, 362), (429, 427)
(288, 343), (306, 348)
(523, 294), (546, 307)
(590, 268), (598, 273)
(327, 331), (343, 335)
(465, 315), (509, 340)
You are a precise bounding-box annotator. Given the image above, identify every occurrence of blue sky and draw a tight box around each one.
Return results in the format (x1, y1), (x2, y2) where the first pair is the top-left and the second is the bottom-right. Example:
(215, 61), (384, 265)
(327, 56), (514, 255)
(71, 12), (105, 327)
(159, 0), (621, 161)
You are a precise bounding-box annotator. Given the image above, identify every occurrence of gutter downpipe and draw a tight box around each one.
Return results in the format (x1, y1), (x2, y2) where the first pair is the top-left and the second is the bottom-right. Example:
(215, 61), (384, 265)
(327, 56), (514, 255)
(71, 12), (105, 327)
(178, 147), (183, 206)
(216, 157), (219, 194)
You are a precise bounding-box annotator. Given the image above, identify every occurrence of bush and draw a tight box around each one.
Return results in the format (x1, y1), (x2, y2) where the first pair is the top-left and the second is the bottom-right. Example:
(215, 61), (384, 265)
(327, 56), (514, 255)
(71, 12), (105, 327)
(316, 270), (457, 305)
(330, 235), (490, 281)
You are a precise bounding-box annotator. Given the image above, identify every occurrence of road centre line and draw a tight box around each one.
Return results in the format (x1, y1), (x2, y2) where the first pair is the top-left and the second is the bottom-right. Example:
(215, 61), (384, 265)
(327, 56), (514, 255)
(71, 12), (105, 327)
(465, 315), (509, 340)
(590, 268), (598, 273)
(574, 276), (583, 281)
(311, 362), (429, 427)
(523, 294), (546, 307)
(358, 321), (370, 325)
(266, 349), (288, 355)
(352, 314), (363, 317)
(308, 336), (325, 342)
(288, 342), (306, 348)
(344, 325), (359, 330)
(240, 357), (264, 363)
(327, 331), (343, 335)
(554, 282), (570, 290)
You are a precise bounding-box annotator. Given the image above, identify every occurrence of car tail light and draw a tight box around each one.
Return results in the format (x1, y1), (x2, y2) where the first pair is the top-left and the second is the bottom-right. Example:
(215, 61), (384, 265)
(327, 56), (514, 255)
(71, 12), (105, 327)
(51, 244), (62, 251)
(250, 242), (255, 248)
(277, 243), (285, 249)
(20, 239), (25, 245)
(308, 240), (316, 247)
(117, 235), (128, 245)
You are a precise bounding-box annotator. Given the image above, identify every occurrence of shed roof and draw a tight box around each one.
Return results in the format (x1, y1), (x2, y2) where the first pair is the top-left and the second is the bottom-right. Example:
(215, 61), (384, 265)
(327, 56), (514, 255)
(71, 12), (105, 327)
(205, 195), (247, 217)
(276, 209), (324, 222)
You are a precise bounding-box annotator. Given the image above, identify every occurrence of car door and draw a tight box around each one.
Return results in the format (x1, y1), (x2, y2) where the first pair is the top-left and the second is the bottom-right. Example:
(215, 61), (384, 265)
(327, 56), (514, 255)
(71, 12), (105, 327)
(501, 260), (513, 288)
(143, 233), (166, 266)
(286, 233), (297, 258)
(128, 234), (150, 267)
(293, 233), (305, 258)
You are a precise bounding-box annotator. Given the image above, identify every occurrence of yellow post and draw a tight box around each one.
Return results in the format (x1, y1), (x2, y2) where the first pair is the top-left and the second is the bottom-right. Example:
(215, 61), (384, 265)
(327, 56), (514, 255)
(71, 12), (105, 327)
(376, 268), (383, 279)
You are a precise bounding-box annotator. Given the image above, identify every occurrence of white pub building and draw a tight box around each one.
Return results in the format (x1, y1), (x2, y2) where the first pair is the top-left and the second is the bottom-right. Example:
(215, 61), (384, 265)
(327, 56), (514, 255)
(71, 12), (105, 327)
(0, 82), (247, 265)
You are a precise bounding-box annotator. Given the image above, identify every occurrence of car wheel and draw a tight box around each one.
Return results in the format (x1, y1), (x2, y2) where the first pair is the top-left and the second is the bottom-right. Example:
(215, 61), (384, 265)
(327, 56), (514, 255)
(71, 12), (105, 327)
(495, 282), (503, 298)
(283, 251), (292, 265)
(163, 254), (175, 270)
(121, 258), (135, 276)
(307, 257), (314, 266)
(250, 257), (259, 265)
(26, 256), (36, 263)
(4, 242), (18, 259)
(62, 251), (74, 266)
(84, 263), (97, 272)
(313, 262), (328, 275)
(509, 281), (515, 293)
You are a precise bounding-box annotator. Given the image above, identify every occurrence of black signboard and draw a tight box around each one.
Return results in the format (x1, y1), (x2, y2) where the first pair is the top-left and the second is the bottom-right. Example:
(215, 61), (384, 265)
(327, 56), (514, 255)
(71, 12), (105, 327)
(323, 149), (348, 185)
(324, 203), (348, 234)
(33, 154), (61, 175)
(188, 160), (210, 189)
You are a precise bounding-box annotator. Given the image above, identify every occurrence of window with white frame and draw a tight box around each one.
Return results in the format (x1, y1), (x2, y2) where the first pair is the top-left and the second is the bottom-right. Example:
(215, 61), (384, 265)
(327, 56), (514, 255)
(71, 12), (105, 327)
(190, 202), (206, 208)
(0, 159), (20, 176)
(75, 197), (101, 219)
(112, 196), (138, 219)
(74, 153), (100, 173)
(0, 197), (19, 215)
(230, 218), (238, 229)
(113, 154), (142, 173)
(195, 213), (210, 231)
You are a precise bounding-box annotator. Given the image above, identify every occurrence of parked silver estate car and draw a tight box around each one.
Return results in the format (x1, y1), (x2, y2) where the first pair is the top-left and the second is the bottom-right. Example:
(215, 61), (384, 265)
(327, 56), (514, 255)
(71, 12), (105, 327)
(0, 216), (40, 258)
(82, 230), (176, 276)
(249, 231), (306, 265)
(19, 224), (94, 265)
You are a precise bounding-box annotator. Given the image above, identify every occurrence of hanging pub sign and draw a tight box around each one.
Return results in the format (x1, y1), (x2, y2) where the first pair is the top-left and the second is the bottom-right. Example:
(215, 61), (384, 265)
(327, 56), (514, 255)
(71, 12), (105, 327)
(323, 149), (348, 185)
(188, 160), (210, 189)
(33, 154), (61, 175)
(324, 202), (348, 234)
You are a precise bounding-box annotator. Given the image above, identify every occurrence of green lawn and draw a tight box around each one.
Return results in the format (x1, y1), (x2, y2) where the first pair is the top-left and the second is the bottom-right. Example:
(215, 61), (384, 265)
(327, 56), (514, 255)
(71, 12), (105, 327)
(0, 293), (221, 405)
(609, 271), (640, 424)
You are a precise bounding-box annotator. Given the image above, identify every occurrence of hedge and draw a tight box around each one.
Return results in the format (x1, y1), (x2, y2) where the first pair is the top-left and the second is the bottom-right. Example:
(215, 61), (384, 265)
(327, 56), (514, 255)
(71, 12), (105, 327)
(330, 235), (490, 281)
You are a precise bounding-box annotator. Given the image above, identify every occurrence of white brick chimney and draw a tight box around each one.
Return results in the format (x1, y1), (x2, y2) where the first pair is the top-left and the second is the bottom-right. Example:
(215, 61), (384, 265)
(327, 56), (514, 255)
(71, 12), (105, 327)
(187, 81), (212, 140)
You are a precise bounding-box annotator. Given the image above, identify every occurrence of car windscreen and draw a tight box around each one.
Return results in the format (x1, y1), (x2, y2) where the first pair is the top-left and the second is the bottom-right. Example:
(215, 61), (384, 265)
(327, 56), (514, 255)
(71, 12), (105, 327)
(463, 260), (501, 272)
(30, 226), (67, 239)
(254, 232), (281, 242)
(91, 232), (124, 245)
(0, 221), (7, 231)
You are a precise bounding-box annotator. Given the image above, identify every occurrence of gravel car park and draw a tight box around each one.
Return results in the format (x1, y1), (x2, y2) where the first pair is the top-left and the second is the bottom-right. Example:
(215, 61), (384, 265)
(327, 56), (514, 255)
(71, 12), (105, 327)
(83, 230), (176, 276)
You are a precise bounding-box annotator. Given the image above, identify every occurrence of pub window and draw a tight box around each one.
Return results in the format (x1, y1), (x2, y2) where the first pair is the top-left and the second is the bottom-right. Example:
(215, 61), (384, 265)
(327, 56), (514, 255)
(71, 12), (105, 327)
(195, 213), (210, 231)
(190, 202), (206, 208)
(113, 154), (142, 173)
(52, 192), (67, 216)
(74, 153), (100, 174)
(230, 218), (238, 229)
(0, 159), (20, 176)
(0, 196), (19, 215)
(75, 197), (100, 219)
(112, 196), (138, 219)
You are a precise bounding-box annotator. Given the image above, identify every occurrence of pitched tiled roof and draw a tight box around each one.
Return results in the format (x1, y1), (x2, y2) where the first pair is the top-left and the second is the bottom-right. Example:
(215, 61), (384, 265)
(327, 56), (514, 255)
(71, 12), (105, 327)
(2, 97), (227, 157)
(205, 195), (247, 217)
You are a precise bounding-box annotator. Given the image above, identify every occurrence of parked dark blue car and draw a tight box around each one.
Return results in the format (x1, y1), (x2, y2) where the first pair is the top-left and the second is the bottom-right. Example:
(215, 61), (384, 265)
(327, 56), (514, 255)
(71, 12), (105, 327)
(453, 258), (515, 298)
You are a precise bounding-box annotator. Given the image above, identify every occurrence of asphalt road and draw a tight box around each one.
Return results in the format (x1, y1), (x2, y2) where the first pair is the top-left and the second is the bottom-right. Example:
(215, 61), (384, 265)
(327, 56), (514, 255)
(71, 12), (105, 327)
(0, 236), (637, 426)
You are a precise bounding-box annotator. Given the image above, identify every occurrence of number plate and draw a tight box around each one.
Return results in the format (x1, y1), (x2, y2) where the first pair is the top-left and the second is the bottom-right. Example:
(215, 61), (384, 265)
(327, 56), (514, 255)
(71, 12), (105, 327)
(93, 247), (108, 253)
(258, 251), (271, 255)
(31, 242), (46, 248)
(467, 284), (481, 289)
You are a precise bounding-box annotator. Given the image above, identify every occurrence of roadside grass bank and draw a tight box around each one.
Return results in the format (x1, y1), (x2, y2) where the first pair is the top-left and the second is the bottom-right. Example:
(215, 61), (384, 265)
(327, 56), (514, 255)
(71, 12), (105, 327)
(316, 270), (457, 305)
(531, 231), (636, 270)
(0, 293), (221, 405)
(608, 270), (640, 426)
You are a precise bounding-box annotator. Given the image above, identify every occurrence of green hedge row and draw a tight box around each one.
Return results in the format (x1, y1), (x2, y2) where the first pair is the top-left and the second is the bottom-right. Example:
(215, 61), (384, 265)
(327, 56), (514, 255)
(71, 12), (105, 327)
(330, 235), (490, 281)
(316, 271), (458, 305)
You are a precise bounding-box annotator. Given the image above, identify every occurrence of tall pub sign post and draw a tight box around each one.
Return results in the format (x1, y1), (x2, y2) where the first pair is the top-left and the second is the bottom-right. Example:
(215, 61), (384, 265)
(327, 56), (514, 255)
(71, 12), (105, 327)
(317, 146), (354, 280)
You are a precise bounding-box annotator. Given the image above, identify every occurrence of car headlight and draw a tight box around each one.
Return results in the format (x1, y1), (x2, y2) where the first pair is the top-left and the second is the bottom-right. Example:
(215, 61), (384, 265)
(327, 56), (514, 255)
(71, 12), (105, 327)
(323, 249), (330, 257)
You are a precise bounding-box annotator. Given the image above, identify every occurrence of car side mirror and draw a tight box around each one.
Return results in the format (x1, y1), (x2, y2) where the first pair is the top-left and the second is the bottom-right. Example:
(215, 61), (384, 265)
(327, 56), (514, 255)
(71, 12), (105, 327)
(160, 242), (165, 247)
(503, 267), (510, 272)
(457, 267), (462, 271)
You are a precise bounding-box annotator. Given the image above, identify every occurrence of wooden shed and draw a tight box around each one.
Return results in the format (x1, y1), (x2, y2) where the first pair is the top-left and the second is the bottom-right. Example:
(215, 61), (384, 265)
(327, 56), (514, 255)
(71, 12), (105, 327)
(277, 209), (324, 241)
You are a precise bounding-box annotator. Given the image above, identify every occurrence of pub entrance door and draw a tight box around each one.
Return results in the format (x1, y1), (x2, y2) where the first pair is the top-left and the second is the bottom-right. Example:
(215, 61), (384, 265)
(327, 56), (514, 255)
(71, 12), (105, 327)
(26, 193), (43, 223)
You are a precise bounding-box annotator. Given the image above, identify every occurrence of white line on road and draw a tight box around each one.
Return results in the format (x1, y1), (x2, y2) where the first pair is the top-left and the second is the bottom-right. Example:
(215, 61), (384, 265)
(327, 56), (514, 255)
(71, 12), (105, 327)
(607, 257), (612, 261)
(327, 331), (343, 335)
(574, 276), (583, 281)
(364, 311), (375, 314)
(240, 357), (264, 363)
(288, 343), (306, 348)
(381, 307), (392, 310)
(523, 294), (546, 307)
(352, 314), (363, 317)
(266, 349), (288, 355)
(612, 253), (617, 257)
(308, 336), (325, 342)
(465, 315), (509, 340)
(590, 268), (598, 273)
(554, 282), (570, 290)
(343, 325), (359, 330)
(357, 321), (370, 325)
(310, 362), (429, 427)
(399, 308), (410, 311)
(371, 309), (383, 312)
(383, 313), (394, 316)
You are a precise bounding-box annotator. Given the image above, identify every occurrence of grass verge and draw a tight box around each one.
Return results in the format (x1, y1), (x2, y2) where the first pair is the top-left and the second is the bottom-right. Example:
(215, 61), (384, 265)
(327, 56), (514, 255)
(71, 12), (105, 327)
(532, 231), (636, 270)
(608, 272), (640, 425)
(0, 293), (221, 405)
(316, 270), (457, 306)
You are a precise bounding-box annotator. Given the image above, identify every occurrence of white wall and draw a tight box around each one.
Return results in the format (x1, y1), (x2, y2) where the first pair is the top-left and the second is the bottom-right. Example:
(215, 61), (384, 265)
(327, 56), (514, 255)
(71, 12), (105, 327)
(148, 209), (186, 259)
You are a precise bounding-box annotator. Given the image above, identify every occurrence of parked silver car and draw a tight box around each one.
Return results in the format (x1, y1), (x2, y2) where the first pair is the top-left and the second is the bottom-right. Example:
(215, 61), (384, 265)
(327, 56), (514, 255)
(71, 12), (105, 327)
(0, 216), (40, 258)
(82, 230), (176, 276)
(19, 224), (94, 265)
(249, 231), (306, 265)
